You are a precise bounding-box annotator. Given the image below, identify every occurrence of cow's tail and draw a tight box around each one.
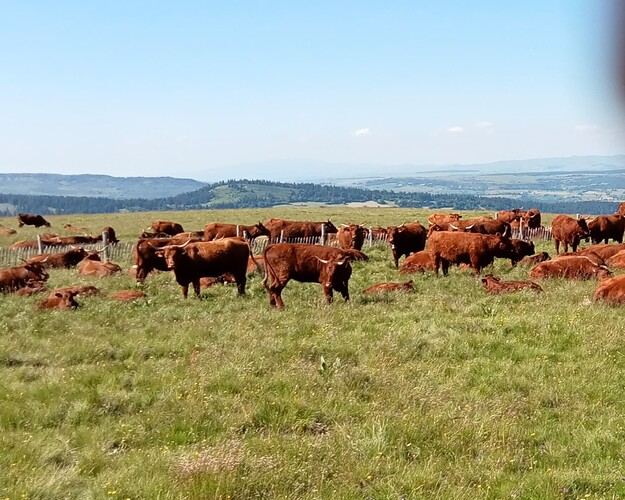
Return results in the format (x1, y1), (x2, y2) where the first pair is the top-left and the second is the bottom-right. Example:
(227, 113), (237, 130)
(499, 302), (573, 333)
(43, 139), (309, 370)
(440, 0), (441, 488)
(261, 245), (276, 291)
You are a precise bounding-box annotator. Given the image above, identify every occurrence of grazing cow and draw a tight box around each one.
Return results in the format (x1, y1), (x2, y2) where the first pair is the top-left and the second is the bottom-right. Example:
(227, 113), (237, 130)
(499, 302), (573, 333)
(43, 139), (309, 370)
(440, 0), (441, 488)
(387, 222), (427, 268)
(0, 227), (17, 236)
(519, 252), (550, 266)
(17, 213), (51, 228)
(529, 256), (611, 280)
(26, 248), (88, 268)
(496, 209), (522, 224)
(427, 213), (462, 226)
(481, 274), (543, 294)
(150, 220), (185, 236)
(36, 290), (79, 310)
(521, 209), (542, 229)
(578, 243), (625, 261)
(133, 238), (173, 283)
(399, 251), (436, 274)
(53, 285), (100, 297)
(156, 238), (250, 298)
(263, 218), (338, 242)
(427, 231), (516, 276)
(362, 280), (414, 295)
(78, 256), (123, 277)
(262, 243), (353, 309)
(337, 224), (367, 251)
(0, 263), (49, 293)
(204, 222), (270, 240)
(111, 290), (146, 302)
(551, 215), (590, 254)
(509, 239), (535, 266)
(593, 274), (625, 304)
(587, 214), (625, 244)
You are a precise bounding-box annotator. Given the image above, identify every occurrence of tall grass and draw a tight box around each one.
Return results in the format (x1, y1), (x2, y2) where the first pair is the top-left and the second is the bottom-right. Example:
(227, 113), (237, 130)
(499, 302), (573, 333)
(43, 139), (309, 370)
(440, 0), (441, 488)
(0, 208), (623, 499)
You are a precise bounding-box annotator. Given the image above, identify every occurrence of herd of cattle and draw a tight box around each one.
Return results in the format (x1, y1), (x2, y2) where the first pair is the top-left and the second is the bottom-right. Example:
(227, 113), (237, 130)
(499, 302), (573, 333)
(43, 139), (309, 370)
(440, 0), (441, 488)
(4, 205), (625, 309)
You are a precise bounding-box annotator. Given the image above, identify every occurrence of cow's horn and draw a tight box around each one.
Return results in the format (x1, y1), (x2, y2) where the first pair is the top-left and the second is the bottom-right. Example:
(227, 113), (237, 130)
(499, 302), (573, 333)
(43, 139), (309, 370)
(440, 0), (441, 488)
(449, 223), (458, 230)
(96, 244), (110, 253)
(315, 256), (330, 264)
(341, 224), (350, 228)
(465, 224), (474, 229)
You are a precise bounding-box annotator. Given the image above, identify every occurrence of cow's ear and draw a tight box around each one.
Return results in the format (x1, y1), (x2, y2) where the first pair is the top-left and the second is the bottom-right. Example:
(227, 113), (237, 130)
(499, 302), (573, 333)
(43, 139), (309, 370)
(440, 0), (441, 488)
(55, 292), (63, 298)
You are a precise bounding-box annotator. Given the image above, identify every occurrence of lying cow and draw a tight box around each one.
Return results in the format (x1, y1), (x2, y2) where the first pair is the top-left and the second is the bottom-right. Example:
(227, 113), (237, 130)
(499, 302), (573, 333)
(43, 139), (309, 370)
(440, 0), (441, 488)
(529, 256), (611, 280)
(481, 274), (543, 294)
(26, 248), (89, 269)
(398, 251), (435, 274)
(110, 290), (146, 302)
(593, 274), (625, 304)
(607, 250), (625, 269)
(362, 280), (414, 295)
(53, 285), (100, 297)
(0, 262), (49, 293)
(78, 257), (123, 277)
(36, 289), (80, 310)
(262, 243), (353, 309)
(15, 280), (47, 296)
(518, 252), (550, 266)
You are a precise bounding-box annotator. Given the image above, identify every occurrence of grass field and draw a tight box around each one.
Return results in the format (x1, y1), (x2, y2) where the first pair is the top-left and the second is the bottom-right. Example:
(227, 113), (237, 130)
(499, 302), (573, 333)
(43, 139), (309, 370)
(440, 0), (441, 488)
(1, 208), (624, 499)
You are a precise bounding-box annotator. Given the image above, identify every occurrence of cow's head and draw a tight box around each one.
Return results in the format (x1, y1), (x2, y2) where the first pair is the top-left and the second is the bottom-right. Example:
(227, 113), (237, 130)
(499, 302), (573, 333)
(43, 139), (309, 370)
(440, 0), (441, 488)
(597, 266), (612, 280)
(253, 222), (270, 237)
(316, 254), (352, 287)
(23, 262), (49, 282)
(449, 213), (462, 222)
(155, 239), (192, 269)
(324, 220), (338, 234)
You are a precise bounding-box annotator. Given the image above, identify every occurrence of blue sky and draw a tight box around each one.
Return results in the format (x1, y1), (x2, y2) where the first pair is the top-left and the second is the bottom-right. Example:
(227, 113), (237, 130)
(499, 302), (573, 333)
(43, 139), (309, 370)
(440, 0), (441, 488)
(1, 1), (624, 180)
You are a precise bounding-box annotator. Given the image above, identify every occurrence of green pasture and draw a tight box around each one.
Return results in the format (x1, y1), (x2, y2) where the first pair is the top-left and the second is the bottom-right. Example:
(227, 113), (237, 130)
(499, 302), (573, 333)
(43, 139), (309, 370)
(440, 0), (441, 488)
(0, 208), (624, 499)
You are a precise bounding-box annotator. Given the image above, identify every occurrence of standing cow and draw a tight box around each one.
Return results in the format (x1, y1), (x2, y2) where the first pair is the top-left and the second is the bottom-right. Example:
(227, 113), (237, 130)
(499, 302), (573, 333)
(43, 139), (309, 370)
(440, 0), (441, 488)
(551, 215), (590, 254)
(387, 222), (427, 268)
(337, 224), (367, 251)
(496, 209), (522, 224)
(263, 218), (338, 242)
(587, 214), (625, 244)
(133, 238), (173, 283)
(262, 243), (353, 309)
(521, 209), (541, 229)
(427, 231), (516, 276)
(156, 238), (250, 298)
(203, 222), (270, 240)
(17, 213), (51, 228)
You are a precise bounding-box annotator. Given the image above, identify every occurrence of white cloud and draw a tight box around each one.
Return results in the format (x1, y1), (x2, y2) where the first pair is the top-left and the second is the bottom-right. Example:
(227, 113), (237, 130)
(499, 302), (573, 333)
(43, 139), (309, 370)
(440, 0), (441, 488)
(352, 128), (370, 136)
(575, 124), (599, 132)
(446, 126), (463, 133)
(475, 121), (492, 128)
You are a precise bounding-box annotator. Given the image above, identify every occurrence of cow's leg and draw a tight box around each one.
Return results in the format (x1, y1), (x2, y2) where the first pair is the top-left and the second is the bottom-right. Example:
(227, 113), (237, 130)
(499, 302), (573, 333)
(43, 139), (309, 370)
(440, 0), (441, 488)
(235, 273), (246, 295)
(554, 239), (560, 254)
(323, 285), (334, 304)
(441, 259), (450, 276)
(433, 254), (441, 276)
(392, 250), (399, 268)
(193, 280), (201, 298)
(336, 283), (350, 301)
(274, 288), (285, 309)
(181, 284), (189, 299)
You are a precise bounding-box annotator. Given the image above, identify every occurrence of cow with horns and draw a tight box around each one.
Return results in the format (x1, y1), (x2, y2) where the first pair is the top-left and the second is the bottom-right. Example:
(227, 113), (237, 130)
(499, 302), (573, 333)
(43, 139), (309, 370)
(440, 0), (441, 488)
(203, 222), (270, 241)
(26, 248), (92, 269)
(0, 262), (49, 293)
(551, 215), (590, 254)
(337, 223), (367, 251)
(387, 222), (427, 268)
(263, 218), (338, 242)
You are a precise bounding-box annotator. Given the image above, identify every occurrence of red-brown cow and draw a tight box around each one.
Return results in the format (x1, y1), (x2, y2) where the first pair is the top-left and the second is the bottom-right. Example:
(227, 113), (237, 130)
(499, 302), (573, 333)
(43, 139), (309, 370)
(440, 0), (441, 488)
(496, 209), (522, 224)
(481, 274), (543, 293)
(617, 202), (625, 216)
(63, 223), (89, 232)
(427, 213), (462, 226)
(111, 290), (146, 302)
(362, 280), (414, 295)
(509, 239), (535, 266)
(398, 251), (436, 274)
(36, 290), (79, 310)
(337, 224), (367, 251)
(0, 263), (49, 292)
(199, 274), (237, 289)
(427, 231), (516, 276)
(8, 235), (62, 249)
(519, 251), (550, 266)
(593, 274), (625, 304)
(465, 219), (511, 237)
(102, 227), (119, 244)
(133, 238), (173, 282)
(150, 220), (185, 236)
(607, 250), (625, 269)
(551, 215), (590, 254)
(17, 213), (51, 228)
(26, 248), (88, 268)
(387, 222), (427, 268)
(262, 243), (353, 309)
(78, 255), (123, 277)
(156, 238), (250, 298)
(203, 222), (269, 240)
(577, 243), (625, 261)
(15, 281), (47, 296)
(0, 227), (17, 236)
(529, 256), (611, 280)
(587, 214), (625, 244)
(53, 285), (100, 297)
(263, 218), (338, 242)
(169, 232), (204, 244)
(521, 209), (542, 228)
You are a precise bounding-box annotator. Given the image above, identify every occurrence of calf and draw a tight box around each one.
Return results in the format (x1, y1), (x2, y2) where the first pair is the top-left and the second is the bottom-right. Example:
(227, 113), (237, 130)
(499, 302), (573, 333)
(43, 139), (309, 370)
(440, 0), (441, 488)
(481, 274), (543, 294)
(36, 290), (80, 310)
(362, 280), (414, 295)
(518, 252), (550, 266)
(529, 256), (611, 280)
(399, 251), (435, 274)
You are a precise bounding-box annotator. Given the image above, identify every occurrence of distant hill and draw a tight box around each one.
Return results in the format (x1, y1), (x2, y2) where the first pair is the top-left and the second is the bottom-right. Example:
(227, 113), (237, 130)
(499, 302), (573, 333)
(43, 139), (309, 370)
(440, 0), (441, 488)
(0, 173), (206, 199)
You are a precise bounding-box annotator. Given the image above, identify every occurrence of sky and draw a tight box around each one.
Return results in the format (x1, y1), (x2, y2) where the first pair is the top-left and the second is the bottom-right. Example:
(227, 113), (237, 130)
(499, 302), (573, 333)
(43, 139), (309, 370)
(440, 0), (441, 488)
(1, 1), (625, 181)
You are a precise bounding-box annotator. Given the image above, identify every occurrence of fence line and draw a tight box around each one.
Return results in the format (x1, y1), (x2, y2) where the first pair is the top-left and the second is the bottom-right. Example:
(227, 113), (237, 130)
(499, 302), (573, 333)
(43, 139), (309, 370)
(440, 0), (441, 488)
(510, 226), (552, 241)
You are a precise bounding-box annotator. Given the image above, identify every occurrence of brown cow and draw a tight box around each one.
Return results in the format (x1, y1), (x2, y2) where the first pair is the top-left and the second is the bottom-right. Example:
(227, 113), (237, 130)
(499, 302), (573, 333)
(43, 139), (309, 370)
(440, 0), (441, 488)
(606, 250), (625, 269)
(204, 222), (269, 241)
(427, 213), (462, 226)
(593, 274), (625, 304)
(577, 243), (625, 261)
(8, 235), (62, 249)
(551, 215), (590, 254)
(53, 285), (100, 297)
(587, 214), (625, 244)
(133, 238), (174, 282)
(36, 290), (79, 310)
(111, 290), (146, 302)
(337, 224), (367, 251)
(509, 239), (535, 266)
(519, 252), (550, 266)
(362, 280), (414, 295)
(387, 222), (427, 268)
(427, 231), (516, 276)
(63, 223), (89, 232)
(102, 226), (119, 244)
(78, 256), (123, 277)
(156, 238), (250, 298)
(26, 248), (88, 268)
(496, 209), (522, 224)
(521, 209), (541, 228)
(150, 220), (185, 236)
(139, 231), (170, 239)
(199, 274), (237, 289)
(561, 250), (605, 266)
(465, 219), (511, 237)
(529, 256), (611, 280)
(617, 202), (625, 216)
(481, 274), (543, 293)
(15, 281), (48, 296)
(169, 233), (204, 245)
(17, 213), (51, 228)
(263, 218), (338, 242)
(262, 243), (353, 309)
(399, 251), (436, 274)
(0, 227), (17, 236)
(0, 263), (49, 293)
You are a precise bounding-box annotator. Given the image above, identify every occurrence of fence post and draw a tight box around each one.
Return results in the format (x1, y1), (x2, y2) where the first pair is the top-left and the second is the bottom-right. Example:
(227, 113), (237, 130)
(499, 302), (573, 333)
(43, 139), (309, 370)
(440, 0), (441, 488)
(320, 224), (326, 246)
(37, 234), (43, 254)
(519, 218), (524, 240)
(243, 230), (249, 240)
(280, 230), (284, 243)
(368, 228), (373, 247)
(102, 231), (110, 262)
(236, 225), (240, 237)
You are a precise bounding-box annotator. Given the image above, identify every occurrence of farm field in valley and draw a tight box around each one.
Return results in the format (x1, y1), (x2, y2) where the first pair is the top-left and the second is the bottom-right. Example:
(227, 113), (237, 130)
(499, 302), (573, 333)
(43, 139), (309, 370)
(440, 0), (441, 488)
(1, 207), (624, 499)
